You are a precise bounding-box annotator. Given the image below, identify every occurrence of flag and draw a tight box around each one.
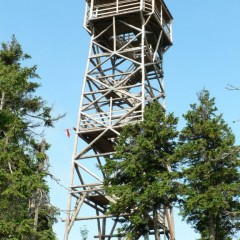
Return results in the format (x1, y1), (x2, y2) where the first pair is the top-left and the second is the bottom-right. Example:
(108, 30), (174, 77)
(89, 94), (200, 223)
(66, 129), (71, 138)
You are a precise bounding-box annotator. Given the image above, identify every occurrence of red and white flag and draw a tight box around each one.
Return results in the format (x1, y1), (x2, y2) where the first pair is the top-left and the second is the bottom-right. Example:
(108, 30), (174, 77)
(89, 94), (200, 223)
(66, 129), (71, 138)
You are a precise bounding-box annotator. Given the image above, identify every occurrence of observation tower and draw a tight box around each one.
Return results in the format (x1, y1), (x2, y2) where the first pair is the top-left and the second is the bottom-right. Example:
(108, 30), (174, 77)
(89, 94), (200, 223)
(65, 0), (174, 238)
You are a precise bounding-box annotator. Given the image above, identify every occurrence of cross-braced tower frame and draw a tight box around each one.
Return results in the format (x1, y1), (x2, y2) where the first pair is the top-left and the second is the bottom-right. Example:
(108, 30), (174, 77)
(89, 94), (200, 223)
(65, 0), (174, 239)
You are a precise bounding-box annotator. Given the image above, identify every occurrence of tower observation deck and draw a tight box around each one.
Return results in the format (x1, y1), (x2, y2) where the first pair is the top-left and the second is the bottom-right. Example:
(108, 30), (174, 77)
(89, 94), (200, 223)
(65, 0), (174, 239)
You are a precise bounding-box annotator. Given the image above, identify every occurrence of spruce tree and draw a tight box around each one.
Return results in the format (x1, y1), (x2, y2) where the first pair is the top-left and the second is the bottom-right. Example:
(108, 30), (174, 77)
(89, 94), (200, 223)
(176, 90), (240, 240)
(0, 36), (60, 239)
(102, 101), (178, 239)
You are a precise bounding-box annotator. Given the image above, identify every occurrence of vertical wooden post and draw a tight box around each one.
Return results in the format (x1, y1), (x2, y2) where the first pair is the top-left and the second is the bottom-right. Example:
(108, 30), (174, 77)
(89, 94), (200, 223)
(141, 15), (145, 120)
(116, 0), (119, 13)
(152, 0), (155, 13)
(109, 97), (113, 126)
(90, 0), (94, 19)
(96, 209), (102, 240)
(140, 0), (143, 11)
(113, 16), (116, 52)
(161, 4), (163, 25)
(102, 218), (106, 239)
(170, 206), (175, 240)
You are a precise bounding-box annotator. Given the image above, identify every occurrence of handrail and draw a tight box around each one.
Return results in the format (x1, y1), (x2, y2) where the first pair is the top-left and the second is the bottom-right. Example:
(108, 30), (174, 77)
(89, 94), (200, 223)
(80, 109), (143, 129)
(86, 0), (172, 40)
(80, 114), (142, 130)
(91, 0), (141, 18)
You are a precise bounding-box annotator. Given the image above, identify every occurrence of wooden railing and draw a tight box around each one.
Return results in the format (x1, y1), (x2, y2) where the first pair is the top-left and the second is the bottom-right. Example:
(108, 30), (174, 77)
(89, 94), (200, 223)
(153, 5), (172, 40)
(91, 0), (141, 19)
(85, 0), (172, 41)
(80, 108), (143, 130)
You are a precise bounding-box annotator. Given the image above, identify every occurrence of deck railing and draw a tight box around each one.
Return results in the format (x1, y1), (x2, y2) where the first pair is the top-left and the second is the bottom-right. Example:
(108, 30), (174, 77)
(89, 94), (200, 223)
(91, 0), (141, 19)
(85, 0), (172, 41)
(80, 108), (143, 130)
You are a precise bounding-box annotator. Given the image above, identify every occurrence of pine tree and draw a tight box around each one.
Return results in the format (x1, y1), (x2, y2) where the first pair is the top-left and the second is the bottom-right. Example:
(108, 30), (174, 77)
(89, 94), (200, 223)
(0, 36), (61, 239)
(176, 90), (240, 240)
(102, 101), (178, 239)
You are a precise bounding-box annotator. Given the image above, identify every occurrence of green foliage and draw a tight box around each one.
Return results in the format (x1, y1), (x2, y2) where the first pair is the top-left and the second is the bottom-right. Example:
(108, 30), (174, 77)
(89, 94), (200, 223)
(102, 101), (179, 238)
(0, 36), (60, 239)
(176, 90), (240, 240)
(80, 225), (89, 240)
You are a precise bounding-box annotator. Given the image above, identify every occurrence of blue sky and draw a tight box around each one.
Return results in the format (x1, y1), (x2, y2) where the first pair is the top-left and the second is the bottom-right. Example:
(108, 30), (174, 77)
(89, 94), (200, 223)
(1, 0), (240, 239)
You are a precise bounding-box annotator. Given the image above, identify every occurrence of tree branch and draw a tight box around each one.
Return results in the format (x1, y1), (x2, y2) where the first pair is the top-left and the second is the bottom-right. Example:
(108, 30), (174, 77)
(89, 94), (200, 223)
(226, 84), (240, 91)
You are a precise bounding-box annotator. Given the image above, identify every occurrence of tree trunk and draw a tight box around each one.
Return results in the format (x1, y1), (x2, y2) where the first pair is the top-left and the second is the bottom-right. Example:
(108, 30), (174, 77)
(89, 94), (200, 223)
(33, 140), (46, 232)
(144, 231), (149, 240)
(144, 216), (149, 240)
(0, 91), (5, 110)
(3, 136), (13, 174)
(34, 193), (40, 230)
(153, 209), (160, 240)
(209, 217), (216, 240)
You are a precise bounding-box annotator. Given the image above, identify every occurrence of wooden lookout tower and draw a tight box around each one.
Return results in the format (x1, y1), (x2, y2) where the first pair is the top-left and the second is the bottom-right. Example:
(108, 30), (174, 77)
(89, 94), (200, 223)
(65, 0), (174, 239)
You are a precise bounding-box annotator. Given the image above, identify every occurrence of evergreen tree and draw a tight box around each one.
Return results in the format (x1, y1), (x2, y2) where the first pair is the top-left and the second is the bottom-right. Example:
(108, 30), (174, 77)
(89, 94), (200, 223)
(102, 101), (178, 239)
(0, 36), (61, 239)
(176, 90), (240, 240)
(80, 225), (89, 240)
